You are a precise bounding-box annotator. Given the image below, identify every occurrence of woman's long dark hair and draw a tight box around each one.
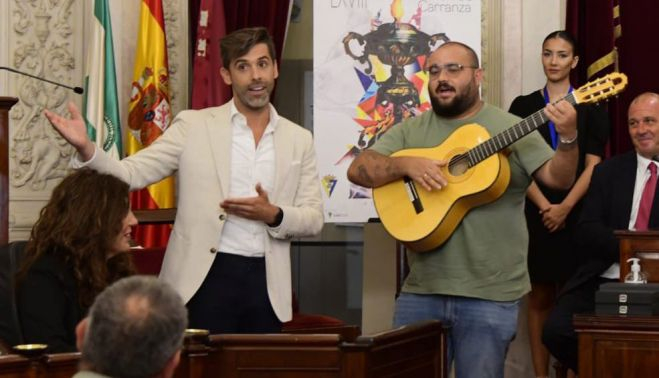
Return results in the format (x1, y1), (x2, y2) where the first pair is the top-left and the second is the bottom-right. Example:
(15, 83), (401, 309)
(18, 169), (135, 308)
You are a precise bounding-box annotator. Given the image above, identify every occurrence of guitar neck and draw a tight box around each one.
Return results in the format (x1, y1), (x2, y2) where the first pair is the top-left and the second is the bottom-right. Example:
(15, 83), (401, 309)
(466, 93), (578, 167)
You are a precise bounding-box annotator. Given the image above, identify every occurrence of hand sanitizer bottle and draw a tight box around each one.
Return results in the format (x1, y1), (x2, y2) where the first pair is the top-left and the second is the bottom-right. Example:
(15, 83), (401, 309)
(624, 258), (648, 284)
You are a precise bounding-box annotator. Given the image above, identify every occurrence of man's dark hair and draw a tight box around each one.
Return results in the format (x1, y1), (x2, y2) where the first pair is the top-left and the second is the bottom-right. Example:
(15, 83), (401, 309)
(81, 276), (187, 378)
(220, 27), (276, 68)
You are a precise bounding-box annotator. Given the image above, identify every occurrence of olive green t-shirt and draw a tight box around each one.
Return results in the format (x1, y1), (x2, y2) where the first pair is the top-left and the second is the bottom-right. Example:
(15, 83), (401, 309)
(370, 103), (554, 301)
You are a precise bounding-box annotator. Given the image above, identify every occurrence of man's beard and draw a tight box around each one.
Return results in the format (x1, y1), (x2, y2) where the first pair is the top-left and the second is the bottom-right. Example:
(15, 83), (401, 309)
(236, 85), (272, 111)
(430, 81), (478, 118)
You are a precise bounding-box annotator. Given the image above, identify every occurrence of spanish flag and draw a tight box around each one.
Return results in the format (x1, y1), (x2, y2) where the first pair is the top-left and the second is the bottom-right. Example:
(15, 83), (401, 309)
(126, 0), (174, 247)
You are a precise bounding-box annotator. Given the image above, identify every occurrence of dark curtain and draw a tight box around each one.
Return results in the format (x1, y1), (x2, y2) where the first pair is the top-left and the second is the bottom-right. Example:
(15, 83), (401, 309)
(189, 0), (292, 107)
(615, 1), (659, 152)
(566, 1), (618, 86)
(223, 0), (291, 68)
(568, 0), (659, 156)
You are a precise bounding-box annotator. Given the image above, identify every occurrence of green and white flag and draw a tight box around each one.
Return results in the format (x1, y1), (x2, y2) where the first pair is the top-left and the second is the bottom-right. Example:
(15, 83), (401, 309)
(83, 0), (122, 160)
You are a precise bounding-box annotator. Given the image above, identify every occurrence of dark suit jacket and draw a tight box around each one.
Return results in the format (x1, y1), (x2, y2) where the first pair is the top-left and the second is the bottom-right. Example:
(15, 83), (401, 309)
(563, 151), (659, 293)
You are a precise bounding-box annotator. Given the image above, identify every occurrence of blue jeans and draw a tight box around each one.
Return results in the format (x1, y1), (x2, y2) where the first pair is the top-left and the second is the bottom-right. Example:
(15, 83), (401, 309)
(394, 293), (520, 378)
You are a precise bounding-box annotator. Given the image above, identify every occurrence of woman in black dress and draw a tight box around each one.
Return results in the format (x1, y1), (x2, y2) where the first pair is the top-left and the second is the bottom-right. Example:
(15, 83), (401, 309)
(509, 30), (610, 378)
(14, 169), (137, 352)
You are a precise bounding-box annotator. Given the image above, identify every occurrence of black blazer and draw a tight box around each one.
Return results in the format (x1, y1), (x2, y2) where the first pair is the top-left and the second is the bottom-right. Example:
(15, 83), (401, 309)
(15, 253), (84, 353)
(563, 151), (659, 293)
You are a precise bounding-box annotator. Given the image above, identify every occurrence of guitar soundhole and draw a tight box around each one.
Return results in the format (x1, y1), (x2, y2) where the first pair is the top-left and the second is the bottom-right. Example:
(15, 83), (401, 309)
(449, 155), (469, 176)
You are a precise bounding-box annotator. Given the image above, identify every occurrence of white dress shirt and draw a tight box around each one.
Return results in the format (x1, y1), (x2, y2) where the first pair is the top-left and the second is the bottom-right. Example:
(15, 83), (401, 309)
(601, 154), (657, 278)
(218, 100), (278, 257)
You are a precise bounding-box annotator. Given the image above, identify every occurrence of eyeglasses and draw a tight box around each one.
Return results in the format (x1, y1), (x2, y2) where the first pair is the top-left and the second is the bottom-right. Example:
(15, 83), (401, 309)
(426, 63), (478, 78)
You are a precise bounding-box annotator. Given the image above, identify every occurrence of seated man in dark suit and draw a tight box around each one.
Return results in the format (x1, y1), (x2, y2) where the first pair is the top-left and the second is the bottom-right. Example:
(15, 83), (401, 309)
(74, 276), (187, 378)
(543, 92), (659, 373)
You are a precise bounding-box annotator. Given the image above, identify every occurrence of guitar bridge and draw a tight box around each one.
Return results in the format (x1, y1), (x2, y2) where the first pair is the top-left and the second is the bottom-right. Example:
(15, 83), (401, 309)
(403, 177), (424, 214)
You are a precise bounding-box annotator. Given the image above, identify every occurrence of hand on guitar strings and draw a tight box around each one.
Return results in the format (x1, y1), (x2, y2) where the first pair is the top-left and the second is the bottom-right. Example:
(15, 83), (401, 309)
(543, 99), (578, 141)
(397, 156), (448, 191)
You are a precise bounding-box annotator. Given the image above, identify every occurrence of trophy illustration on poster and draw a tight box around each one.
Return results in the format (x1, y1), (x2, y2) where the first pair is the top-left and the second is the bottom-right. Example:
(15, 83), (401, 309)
(341, 0), (449, 158)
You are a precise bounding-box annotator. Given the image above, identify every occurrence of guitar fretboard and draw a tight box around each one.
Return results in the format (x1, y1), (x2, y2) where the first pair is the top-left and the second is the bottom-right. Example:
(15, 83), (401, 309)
(461, 93), (578, 168)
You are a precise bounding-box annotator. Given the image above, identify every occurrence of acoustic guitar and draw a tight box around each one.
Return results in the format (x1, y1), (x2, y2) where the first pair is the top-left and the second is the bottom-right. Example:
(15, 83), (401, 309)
(372, 72), (628, 252)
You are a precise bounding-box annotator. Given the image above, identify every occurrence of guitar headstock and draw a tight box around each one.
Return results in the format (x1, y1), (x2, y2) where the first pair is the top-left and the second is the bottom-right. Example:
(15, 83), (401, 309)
(573, 72), (628, 105)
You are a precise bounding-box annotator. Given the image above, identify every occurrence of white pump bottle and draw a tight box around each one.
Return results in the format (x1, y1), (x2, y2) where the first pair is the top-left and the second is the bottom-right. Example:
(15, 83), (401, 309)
(624, 258), (648, 284)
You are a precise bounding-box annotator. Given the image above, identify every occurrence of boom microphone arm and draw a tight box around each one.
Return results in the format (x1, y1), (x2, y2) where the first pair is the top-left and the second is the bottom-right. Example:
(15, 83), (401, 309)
(0, 66), (84, 95)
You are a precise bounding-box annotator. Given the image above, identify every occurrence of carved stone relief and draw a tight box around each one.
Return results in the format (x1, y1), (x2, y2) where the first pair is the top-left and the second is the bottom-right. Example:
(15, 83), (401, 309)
(163, 0), (189, 117)
(9, 0), (77, 191)
(6, 0), (189, 192)
(3, 0), (187, 239)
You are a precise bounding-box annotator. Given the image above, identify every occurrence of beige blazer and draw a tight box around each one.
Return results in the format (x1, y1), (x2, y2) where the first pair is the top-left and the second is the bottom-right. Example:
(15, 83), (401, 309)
(76, 102), (324, 322)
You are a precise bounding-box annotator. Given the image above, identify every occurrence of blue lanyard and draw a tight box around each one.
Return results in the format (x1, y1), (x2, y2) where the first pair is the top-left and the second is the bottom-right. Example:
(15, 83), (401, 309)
(543, 85), (573, 150)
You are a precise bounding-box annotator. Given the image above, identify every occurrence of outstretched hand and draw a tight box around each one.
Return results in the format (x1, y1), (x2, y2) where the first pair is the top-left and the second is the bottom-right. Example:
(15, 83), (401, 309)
(43, 101), (95, 161)
(220, 183), (281, 224)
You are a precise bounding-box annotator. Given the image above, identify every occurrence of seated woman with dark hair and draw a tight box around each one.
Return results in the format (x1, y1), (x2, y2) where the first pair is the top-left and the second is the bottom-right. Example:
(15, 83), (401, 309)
(15, 169), (137, 352)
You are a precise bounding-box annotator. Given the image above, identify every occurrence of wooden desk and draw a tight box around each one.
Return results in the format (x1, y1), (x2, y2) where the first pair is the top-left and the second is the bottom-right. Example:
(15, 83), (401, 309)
(0, 352), (79, 378)
(575, 314), (659, 377)
(177, 320), (447, 378)
(0, 322), (446, 378)
(615, 230), (659, 282)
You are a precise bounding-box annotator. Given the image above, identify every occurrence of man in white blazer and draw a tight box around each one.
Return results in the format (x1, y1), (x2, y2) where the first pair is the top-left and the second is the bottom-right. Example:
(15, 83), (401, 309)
(45, 27), (324, 333)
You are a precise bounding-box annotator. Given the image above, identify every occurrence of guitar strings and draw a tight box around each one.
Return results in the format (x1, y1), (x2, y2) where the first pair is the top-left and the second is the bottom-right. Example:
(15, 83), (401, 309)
(447, 91), (580, 170)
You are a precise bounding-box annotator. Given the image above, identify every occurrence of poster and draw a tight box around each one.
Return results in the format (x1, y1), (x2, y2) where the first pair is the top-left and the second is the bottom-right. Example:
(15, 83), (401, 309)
(314, 0), (482, 222)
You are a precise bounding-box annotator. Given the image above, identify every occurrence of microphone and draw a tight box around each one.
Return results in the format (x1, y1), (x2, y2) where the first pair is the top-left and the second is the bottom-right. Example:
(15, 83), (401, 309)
(0, 66), (84, 95)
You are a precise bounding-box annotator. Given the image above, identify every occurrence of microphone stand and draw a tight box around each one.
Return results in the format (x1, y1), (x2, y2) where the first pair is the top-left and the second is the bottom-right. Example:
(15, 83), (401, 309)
(0, 66), (84, 95)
